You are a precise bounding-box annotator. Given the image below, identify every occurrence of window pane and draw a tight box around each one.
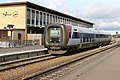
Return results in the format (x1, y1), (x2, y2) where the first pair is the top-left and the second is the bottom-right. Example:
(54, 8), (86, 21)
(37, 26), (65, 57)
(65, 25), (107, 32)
(27, 9), (30, 24)
(53, 15), (55, 23)
(56, 16), (58, 23)
(40, 12), (42, 26)
(50, 15), (52, 24)
(27, 29), (30, 34)
(43, 13), (46, 25)
(32, 10), (35, 25)
(36, 11), (39, 25)
(47, 14), (49, 24)
(72, 32), (80, 38)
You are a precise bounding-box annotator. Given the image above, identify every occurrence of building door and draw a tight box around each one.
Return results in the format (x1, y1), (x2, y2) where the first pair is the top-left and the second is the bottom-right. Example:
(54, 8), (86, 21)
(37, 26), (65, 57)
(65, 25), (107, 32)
(18, 33), (21, 40)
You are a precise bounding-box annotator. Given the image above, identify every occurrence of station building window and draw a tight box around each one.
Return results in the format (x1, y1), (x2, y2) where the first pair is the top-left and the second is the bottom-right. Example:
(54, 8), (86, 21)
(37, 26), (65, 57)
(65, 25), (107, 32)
(55, 16), (58, 23)
(47, 14), (49, 24)
(67, 19), (69, 24)
(65, 18), (67, 24)
(54, 15), (56, 23)
(58, 17), (60, 23)
(53, 15), (55, 23)
(26, 6), (93, 35)
(27, 9), (30, 25)
(62, 17), (64, 23)
(31, 28), (35, 34)
(62, 18), (64, 23)
(50, 15), (52, 24)
(43, 13), (46, 25)
(27, 28), (30, 34)
(36, 11), (39, 26)
(32, 10), (35, 25)
(59, 17), (61, 22)
(40, 12), (42, 26)
(61, 18), (63, 23)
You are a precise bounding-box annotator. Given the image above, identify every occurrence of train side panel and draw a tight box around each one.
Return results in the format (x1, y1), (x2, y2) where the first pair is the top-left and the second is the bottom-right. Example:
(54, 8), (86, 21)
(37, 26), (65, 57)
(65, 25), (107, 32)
(44, 24), (111, 54)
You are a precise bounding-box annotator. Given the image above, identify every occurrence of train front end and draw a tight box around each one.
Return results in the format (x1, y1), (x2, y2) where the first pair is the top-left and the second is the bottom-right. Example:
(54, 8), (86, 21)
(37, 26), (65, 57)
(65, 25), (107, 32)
(44, 24), (67, 54)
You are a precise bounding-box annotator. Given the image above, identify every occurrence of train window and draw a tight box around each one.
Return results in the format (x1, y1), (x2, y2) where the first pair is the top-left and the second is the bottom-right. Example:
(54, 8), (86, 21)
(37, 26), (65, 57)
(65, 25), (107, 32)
(74, 29), (77, 31)
(96, 34), (99, 38)
(50, 28), (61, 43)
(90, 38), (91, 42)
(72, 32), (80, 38)
(108, 35), (111, 38)
(106, 35), (109, 38)
(93, 38), (94, 41)
(69, 32), (71, 38)
(83, 37), (85, 42)
(100, 34), (107, 38)
(87, 37), (89, 42)
(82, 33), (95, 43)
(50, 29), (60, 37)
(80, 34), (82, 43)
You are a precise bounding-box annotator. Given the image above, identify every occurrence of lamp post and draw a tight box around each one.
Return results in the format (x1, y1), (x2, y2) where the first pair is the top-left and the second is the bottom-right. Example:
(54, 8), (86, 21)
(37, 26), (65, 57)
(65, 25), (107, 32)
(7, 24), (14, 47)
(7, 24), (14, 40)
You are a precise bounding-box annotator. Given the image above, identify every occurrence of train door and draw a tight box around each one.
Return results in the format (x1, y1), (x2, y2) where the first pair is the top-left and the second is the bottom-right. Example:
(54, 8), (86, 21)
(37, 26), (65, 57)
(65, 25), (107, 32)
(18, 33), (21, 40)
(79, 33), (83, 48)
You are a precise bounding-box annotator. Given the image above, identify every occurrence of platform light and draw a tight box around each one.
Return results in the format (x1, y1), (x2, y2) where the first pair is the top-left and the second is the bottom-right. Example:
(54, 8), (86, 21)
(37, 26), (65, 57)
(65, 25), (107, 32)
(7, 24), (14, 47)
(7, 24), (14, 29)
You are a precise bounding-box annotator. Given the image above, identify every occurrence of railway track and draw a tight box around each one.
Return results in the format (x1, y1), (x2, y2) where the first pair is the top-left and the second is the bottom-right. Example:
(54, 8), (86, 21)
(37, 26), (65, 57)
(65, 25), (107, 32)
(22, 43), (119, 80)
(0, 54), (54, 71)
(0, 43), (119, 80)
(0, 54), (59, 80)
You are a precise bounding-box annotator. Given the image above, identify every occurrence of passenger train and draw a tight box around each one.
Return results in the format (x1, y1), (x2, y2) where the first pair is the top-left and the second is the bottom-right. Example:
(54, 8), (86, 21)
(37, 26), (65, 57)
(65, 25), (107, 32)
(44, 23), (111, 54)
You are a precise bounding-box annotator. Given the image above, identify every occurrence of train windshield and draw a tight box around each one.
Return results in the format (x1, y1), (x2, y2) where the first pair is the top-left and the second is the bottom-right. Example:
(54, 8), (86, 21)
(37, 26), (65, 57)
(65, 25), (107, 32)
(50, 27), (61, 44)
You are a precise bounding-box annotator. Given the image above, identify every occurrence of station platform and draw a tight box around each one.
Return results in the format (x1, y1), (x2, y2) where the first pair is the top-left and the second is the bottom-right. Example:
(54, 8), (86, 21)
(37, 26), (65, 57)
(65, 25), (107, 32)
(58, 45), (120, 80)
(0, 45), (47, 62)
(0, 45), (45, 54)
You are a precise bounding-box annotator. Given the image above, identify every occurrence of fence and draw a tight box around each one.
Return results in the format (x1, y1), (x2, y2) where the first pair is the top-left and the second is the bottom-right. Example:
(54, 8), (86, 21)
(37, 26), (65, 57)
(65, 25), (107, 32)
(0, 40), (40, 48)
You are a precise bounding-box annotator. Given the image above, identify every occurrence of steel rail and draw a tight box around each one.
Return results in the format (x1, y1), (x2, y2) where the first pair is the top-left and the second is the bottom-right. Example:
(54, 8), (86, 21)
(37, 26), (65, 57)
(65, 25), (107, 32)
(0, 54), (57, 71)
(22, 43), (119, 80)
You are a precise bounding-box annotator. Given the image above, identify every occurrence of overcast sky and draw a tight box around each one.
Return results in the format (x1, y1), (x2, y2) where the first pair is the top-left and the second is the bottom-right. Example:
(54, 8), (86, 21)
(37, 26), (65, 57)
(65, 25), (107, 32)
(1, 0), (120, 34)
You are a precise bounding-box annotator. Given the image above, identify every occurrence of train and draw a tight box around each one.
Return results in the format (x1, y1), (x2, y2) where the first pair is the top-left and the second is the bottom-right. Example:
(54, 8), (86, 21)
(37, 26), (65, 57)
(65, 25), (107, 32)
(44, 23), (111, 54)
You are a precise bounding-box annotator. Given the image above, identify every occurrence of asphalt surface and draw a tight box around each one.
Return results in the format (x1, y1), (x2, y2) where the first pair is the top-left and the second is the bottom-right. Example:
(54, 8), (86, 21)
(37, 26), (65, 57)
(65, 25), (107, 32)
(57, 46), (120, 80)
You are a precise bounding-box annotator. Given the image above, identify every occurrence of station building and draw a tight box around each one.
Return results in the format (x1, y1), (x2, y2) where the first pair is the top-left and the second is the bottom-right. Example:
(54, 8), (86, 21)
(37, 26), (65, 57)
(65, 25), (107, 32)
(0, 1), (94, 45)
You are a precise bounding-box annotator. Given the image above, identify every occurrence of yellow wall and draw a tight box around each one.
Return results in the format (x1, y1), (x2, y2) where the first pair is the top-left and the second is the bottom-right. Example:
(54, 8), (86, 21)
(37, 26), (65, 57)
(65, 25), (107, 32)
(0, 4), (26, 29)
(0, 31), (8, 40)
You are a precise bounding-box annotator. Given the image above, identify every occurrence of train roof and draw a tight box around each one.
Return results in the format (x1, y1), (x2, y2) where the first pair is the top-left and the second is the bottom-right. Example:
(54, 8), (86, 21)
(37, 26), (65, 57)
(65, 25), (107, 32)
(72, 25), (97, 34)
(72, 25), (111, 35)
(98, 31), (111, 35)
